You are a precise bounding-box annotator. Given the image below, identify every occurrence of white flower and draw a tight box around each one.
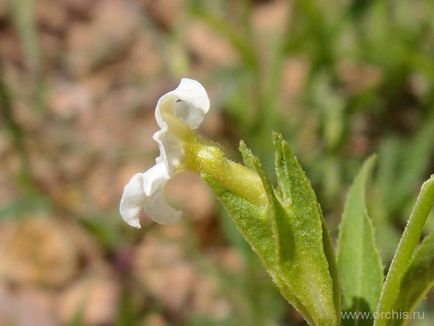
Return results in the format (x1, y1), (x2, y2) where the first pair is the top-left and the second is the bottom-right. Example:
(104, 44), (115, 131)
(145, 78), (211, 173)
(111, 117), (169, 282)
(120, 78), (210, 227)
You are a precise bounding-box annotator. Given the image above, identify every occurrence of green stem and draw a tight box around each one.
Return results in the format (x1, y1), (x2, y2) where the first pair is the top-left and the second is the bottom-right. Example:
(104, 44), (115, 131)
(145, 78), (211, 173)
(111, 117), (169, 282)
(0, 73), (34, 187)
(375, 175), (434, 326)
(11, 0), (45, 112)
(164, 110), (266, 206)
(184, 140), (266, 207)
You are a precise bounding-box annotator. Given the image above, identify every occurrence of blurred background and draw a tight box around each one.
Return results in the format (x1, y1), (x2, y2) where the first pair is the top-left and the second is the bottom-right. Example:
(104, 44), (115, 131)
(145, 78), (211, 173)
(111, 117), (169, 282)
(0, 0), (433, 325)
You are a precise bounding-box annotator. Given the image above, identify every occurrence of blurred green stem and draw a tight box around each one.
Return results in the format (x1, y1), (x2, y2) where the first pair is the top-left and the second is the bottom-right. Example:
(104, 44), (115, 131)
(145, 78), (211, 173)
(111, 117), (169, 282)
(10, 0), (45, 111)
(0, 73), (34, 187)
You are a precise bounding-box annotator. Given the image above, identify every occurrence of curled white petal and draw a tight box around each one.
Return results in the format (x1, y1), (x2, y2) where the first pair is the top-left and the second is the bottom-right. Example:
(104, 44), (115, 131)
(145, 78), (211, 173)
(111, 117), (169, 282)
(119, 173), (146, 228)
(119, 163), (182, 227)
(120, 78), (209, 227)
(154, 78), (210, 174)
(155, 78), (210, 130)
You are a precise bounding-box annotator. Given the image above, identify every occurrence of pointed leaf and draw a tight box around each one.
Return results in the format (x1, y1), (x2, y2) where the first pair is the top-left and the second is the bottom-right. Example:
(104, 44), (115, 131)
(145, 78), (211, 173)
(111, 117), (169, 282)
(272, 133), (340, 326)
(337, 156), (383, 324)
(375, 175), (434, 326)
(207, 137), (340, 325)
(393, 232), (434, 315)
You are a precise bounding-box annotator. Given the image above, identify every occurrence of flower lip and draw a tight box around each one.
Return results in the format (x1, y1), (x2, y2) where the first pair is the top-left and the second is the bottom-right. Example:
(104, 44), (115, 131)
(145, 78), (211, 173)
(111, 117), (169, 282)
(119, 78), (210, 227)
(153, 78), (210, 175)
(155, 78), (210, 131)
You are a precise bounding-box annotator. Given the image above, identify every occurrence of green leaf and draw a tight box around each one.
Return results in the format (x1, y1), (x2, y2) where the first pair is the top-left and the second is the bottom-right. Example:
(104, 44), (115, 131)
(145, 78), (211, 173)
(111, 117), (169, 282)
(203, 175), (275, 265)
(204, 141), (276, 270)
(272, 133), (340, 326)
(337, 156), (383, 324)
(393, 232), (434, 317)
(375, 175), (434, 326)
(206, 134), (340, 326)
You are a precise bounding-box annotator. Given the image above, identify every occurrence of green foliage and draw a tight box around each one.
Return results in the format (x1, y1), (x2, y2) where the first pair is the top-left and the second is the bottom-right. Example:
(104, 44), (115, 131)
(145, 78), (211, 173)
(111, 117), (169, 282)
(0, 196), (48, 220)
(376, 119), (434, 218)
(190, 4), (257, 71)
(205, 134), (340, 326)
(207, 135), (434, 326)
(10, 0), (40, 74)
(337, 156), (383, 324)
(393, 232), (434, 320)
(10, 0), (45, 111)
(3, 0), (434, 324)
(375, 176), (434, 326)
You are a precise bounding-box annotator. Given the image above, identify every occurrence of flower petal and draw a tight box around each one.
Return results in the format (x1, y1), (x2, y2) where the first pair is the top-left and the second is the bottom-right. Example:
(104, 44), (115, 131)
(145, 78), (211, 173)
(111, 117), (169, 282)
(153, 78), (210, 173)
(142, 186), (182, 225)
(155, 78), (210, 130)
(119, 173), (147, 228)
(119, 163), (181, 227)
(120, 78), (209, 227)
